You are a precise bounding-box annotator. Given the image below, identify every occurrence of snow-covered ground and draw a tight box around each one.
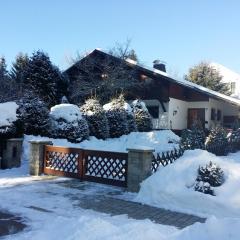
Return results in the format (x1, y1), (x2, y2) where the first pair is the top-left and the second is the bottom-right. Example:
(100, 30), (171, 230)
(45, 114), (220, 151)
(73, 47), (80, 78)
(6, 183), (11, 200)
(1, 132), (240, 239)
(23, 130), (180, 159)
(137, 149), (240, 218)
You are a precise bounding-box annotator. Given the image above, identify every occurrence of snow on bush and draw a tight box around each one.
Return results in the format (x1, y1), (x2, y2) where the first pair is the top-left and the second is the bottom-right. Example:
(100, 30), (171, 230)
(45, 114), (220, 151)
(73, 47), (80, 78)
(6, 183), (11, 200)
(18, 96), (49, 136)
(132, 99), (152, 132)
(81, 98), (109, 139)
(49, 103), (89, 143)
(181, 120), (205, 150)
(0, 101), (20, 138)
(194, 161), (225, 196)
(103, 95), (129, 138)
(228, 128), (240, 152)
(136, 149), (240, 217)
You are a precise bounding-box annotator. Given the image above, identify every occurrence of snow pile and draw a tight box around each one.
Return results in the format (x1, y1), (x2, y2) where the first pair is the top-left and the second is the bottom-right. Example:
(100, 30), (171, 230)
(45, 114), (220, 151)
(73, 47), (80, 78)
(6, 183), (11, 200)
(0, 101), (18, 127)
(50, 104), (83, 123)
(23, 130), (179, 160)
(137, 149), (240, 218)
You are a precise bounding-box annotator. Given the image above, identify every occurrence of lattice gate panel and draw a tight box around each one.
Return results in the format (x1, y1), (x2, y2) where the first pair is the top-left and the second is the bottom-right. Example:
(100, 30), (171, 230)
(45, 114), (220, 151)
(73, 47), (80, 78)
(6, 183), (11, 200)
(44, 146), (83, 178)
(83, 150), (128, 187)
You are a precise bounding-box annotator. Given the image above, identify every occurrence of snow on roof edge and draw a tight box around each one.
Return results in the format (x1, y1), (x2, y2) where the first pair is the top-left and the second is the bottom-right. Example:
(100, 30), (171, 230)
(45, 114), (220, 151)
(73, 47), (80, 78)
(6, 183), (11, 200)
(65, 48), (240, 106)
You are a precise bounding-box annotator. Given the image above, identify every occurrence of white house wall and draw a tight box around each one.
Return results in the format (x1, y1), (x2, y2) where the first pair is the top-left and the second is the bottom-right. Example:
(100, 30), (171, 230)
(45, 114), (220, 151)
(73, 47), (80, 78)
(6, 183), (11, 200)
(168, 97), (239, 130)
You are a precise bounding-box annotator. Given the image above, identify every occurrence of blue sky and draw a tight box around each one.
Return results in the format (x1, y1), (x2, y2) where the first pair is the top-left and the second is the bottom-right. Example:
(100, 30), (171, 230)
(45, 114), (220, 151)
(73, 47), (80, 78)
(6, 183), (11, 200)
(0, 0), (239, 77)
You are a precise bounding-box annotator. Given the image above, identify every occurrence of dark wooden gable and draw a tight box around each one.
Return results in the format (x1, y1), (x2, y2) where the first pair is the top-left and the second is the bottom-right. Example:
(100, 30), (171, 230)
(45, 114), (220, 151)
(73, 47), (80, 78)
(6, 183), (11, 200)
(65, 50), (170, 104)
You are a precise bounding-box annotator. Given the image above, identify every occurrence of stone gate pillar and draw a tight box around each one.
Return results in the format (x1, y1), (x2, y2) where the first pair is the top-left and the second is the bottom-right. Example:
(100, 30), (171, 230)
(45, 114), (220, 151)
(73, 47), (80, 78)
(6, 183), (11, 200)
(29, 140), (53, 176)
(127, 146), (155, 192)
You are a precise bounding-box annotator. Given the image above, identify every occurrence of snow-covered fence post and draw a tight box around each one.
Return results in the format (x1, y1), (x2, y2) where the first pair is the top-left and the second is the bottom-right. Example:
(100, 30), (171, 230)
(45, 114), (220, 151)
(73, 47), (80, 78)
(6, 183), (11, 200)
(1, 138), (23, 169)
(29, 140), (53, 176)
(127, 147), (154, 192)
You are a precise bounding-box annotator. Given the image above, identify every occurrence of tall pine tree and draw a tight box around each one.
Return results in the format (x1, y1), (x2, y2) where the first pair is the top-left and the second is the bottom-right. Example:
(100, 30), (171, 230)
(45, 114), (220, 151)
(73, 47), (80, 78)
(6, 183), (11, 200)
(10, 53), (30, 97)
(24, 50), (67, 107)
(185, 62), (230, 95)
(0, 57), (17, 102)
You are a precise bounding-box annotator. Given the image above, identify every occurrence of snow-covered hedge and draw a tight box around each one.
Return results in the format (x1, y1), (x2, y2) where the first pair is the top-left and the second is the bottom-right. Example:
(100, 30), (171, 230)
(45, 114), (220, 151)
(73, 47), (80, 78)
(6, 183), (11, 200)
(0, 101), (21, 139)
(132, 99), (152, 132)
(18, 96), (49, 136)
(49, 103), (89, 143)
(103, 96), (129, 138)
(81, 99), (109, 139)
(181, 120), (205, 150)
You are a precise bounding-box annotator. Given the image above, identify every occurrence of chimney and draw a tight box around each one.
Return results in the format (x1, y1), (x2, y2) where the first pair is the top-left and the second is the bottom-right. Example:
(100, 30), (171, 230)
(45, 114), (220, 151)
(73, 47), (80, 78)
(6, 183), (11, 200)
(153, 60), (166, 72)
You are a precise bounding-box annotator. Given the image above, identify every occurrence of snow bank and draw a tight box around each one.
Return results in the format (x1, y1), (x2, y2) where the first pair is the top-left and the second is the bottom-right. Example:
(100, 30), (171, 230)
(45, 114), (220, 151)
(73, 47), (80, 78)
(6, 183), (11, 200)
(0, 101), (18, 127)
(50, 104), (83, 122)
(22, 130), (179, 161)
(137, 149), (240, 218)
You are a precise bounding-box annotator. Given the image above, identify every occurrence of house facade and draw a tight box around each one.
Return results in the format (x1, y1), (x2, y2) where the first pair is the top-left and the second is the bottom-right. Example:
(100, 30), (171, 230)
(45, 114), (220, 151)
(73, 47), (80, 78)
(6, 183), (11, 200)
(65, 49), (240, 133)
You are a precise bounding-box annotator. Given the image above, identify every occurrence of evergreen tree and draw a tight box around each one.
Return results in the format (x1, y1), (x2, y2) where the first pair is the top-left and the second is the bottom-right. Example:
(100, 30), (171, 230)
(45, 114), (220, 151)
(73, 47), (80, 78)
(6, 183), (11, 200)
(17, 95), (50, 136)
(0, 57), (17, 102)
(194, 161), (225, 196)
(205, 126), (229, 155)
(49, 103), (89, 143)
(132, 99), (152, 132)
(24, 50), (67, 107)
(185, 62), (230, 95)
(103, 95), (129, 138)
(81, 98), (109, 139)
(10, 53), (29, 97)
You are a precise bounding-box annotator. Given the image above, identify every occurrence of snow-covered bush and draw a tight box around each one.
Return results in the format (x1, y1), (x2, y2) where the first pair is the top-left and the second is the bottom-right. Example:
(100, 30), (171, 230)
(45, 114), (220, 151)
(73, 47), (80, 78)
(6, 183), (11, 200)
(103, 96), (129, 138)
(132, 99), (152, 132)
(194, 161), (225, 196)
(0, 102), (22, 139)
(205, 126), (228, 155)
(49, 103), (89, 142)
(81, 98), (109, 139)
(181, 120), (205, 150)
(228, 128), (240, 152)
(18, 96), (49, 136)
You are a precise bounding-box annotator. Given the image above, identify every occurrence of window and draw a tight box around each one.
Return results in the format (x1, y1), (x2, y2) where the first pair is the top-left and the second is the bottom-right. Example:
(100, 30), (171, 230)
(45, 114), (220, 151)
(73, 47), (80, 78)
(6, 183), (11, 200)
(211, 108), (216, 120)
(147, 106), (159, 119)
(217, 110), (221, 121)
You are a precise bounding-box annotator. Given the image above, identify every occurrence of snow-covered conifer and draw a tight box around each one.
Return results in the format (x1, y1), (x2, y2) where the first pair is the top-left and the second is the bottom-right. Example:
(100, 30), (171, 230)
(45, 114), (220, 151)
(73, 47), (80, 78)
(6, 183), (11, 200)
(17, 95), (49, 136)
(132, 99), (152, 132)
(103, 95), (129, 138)
(49, 103), (89, 142)
(81, 98), (109, 139)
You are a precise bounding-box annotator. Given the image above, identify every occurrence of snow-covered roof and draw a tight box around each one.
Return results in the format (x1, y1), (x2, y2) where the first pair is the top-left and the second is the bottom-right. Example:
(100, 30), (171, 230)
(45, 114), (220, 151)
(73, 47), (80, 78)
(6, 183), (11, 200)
(65, 49), (240, 107)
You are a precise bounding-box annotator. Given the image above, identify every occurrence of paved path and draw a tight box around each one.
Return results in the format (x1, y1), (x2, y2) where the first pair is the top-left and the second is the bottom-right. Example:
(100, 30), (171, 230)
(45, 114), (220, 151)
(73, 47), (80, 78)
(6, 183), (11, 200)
(57, 180), (206, 229)
(76, 194), (205, 229)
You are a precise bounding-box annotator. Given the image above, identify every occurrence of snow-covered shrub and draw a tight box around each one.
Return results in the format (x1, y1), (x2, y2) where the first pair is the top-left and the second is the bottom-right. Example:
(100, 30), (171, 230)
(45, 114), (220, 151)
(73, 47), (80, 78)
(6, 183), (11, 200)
(49, 103), (89, 142)
(0, 102), (22, 139)
(132, 99), (152, 132)
(194, 161), (225, 196)
(205, 126), (228, 155)
(81, 98), (109, 139)
(180, 120), (205, 150)
(18, 96), (49, 136)
(103, 95), (129, 138)
(228, 128), (240, 152)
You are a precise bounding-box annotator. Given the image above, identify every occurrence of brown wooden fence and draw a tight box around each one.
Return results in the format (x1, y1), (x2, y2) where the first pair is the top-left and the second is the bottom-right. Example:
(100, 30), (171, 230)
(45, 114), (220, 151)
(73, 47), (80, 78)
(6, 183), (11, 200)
(44, 145), (128, 187)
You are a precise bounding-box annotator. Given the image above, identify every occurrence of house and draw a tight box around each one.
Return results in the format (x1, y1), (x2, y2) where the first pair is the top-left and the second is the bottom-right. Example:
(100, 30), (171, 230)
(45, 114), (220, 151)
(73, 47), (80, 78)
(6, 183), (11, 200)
(210, 62), (240, 99)
(64, 49), (240, 133)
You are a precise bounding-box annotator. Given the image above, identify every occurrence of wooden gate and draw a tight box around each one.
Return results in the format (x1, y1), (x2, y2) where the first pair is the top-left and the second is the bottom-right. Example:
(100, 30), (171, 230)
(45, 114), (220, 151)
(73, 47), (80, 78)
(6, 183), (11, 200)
(43, 145), (128, 187)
